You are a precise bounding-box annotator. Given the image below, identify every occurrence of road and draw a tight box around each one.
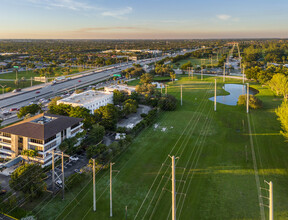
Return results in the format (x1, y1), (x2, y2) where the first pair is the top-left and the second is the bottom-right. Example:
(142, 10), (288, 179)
(0, 50), (195, 124)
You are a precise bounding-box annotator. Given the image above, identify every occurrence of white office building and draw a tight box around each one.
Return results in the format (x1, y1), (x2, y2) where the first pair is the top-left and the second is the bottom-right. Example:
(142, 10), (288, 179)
(0, 113), (83, 167)
(57, 90), (113, 113)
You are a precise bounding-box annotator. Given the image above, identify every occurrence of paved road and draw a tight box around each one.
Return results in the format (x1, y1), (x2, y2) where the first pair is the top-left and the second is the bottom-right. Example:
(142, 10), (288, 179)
(0, 50), (196, 117)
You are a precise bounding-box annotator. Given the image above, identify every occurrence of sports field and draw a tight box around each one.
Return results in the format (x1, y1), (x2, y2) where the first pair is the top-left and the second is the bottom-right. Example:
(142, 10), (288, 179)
(23, 75), (288, 219)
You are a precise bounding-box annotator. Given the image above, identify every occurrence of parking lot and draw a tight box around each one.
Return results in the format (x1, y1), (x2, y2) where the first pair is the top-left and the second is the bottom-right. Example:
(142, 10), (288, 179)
(45, 153), (89, 190)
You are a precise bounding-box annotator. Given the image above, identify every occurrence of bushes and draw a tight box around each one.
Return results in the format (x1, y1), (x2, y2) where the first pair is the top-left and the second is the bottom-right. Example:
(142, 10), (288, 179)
(158, 94), (177, 111)
(237, 95), (263, 109)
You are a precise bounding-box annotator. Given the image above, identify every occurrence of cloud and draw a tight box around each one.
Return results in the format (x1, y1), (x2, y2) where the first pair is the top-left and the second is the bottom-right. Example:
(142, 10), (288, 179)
(217, 14), (231, 21)
(102, 7), (133, 19)
(28, 0), (100, 11)
(75, 26), (149, 33)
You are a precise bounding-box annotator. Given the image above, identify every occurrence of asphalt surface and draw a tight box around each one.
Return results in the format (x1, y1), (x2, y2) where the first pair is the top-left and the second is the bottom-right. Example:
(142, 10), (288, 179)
(0, 50), (195, 111)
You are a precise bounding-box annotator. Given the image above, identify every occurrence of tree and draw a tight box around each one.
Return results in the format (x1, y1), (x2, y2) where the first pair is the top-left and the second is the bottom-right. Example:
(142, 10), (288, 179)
(59, 137), (78, 154)
(17, 104), (42, 118)
(123, 99), (138, 115)
(9, 164), (46, 198)
(237, 95), (263, 109)
(83, 124), (105, 147)
(48, 96), (62, 113)
(140, 73), (153, 84)
(86, 144), (108, 161)
(158, 94), (177, 111)
(180, 61), (192, 70)
(113, 90), (128, 105)
(269, 73), (288, 100)
(170, 72), (176, 83)
(94, 104), (119, 130)
(275, 101), (288, 140)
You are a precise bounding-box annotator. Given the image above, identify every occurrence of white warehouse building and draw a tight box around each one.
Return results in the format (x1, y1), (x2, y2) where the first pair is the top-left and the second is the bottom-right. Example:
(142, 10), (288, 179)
(57, 90), (113, 113)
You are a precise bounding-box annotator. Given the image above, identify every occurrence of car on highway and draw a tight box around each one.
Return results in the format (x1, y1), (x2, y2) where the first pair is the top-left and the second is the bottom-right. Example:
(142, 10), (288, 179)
(10, 108), (19, 112)
(35, 91), (40, 94)
(78, 80), (81, 82)
(12, 88), (21, 93)
(2, 111), (11, 116)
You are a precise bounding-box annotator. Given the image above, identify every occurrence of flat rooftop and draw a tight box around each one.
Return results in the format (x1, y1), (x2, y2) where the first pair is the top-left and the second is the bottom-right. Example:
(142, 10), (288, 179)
(59, 90), (112, 105)
(105, 85), (135, 91)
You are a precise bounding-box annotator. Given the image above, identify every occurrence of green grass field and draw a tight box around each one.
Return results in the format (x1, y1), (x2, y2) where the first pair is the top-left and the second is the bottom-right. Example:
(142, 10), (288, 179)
(21, 75), (288, 220)
(172, 57), (219, 68)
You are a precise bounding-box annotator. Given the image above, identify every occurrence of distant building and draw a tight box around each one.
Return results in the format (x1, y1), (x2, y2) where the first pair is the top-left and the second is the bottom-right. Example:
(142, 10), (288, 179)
(0, 113), (83, 167)
(104, 85), (136, 95)
(57, 90), (113, 113)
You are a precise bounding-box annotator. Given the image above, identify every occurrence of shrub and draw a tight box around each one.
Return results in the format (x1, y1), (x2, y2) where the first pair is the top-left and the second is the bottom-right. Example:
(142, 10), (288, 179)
(237, 95), (263, 109)
(158, 94), (177, 111)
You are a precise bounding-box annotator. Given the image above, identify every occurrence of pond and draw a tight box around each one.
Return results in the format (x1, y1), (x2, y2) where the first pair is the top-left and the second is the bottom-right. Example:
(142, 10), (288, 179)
(209, 84), (258, 106)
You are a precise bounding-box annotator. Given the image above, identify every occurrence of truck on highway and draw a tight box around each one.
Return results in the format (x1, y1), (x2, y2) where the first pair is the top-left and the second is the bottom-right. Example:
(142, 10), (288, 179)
(52, 76), (70, 85)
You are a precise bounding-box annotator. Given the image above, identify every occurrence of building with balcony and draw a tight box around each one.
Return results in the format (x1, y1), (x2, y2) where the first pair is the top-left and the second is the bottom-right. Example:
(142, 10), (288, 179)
(57, 90), (113, 114)
(0, 113), (83, 167)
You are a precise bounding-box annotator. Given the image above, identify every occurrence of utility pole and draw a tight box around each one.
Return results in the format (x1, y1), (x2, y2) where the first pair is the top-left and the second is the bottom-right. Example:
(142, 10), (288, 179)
(214, 79), (217, 112)
(243, 65), (245, 84)
(269, 181), (273, 220)
(31, 77), (33, 87)
(261, 180), (273, 220)
(201, 66), (203, 80)
(93, 159), (96, 211)
(170, 155), (177, 220)
(125, 206), (128, 220)
(181, 85), (183, 106)
(62, 152), (65, 200)
(165, 85), (167, 95)
(52, 150), (55, 194)
(161, 84), (163, 94)
(246, 83), (249, 114)
(223, 63), (226, 82)
(191, 66), (193, 79)
(110, 162), (115, 217)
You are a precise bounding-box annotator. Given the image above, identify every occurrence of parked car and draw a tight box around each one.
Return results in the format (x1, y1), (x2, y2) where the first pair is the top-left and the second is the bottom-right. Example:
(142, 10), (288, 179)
(74, 169), (82, 174)
(0, 189), (7, 195)
(70, 156), (79, 161)
(55, 179), (62, 188)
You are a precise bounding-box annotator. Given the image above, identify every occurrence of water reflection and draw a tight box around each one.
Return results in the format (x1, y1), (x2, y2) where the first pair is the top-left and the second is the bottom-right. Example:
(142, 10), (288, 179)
(209, 84), (257, 106)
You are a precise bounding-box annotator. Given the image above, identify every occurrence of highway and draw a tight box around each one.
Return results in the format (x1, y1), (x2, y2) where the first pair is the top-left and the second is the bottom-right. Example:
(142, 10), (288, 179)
(0, 50), (195, 124)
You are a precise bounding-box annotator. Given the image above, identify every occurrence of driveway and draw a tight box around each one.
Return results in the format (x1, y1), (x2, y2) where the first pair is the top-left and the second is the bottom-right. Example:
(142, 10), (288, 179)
(117, 104), (152, 129)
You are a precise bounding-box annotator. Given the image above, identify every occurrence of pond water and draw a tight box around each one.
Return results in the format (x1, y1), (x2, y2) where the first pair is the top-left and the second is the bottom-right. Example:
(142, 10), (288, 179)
(209, 84), (258, 106)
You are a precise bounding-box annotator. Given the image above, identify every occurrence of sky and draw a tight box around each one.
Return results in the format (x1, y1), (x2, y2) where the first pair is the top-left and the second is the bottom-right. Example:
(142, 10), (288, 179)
(0, 0), (288, 39)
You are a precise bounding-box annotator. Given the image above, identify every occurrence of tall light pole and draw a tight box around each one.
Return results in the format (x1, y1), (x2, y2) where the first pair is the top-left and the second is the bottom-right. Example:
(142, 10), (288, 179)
(0, 84), (6, 94)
